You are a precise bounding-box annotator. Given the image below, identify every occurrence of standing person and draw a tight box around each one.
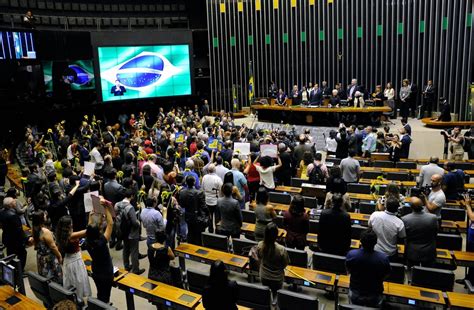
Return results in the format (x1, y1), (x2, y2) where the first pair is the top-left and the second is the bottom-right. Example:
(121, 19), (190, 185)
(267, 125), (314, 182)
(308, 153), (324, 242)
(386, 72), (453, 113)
(275, 144), (292, 186)
(201, 164), (223, 233)
(55, 216), (91, 302)
(422, 80), (436, 118)
(408, 79), (418, 118)
(325, 130), (338, 156)
(463, 126), (474, 159)
(402, 197), (438, 267)
(418, 174), (445, 227)
(399, 127), (412, 159)
(243, 153), (260, 201)
(257, 223), (290, 304)
(140, 198), (165, 247)
(115, 189), (145, 275)
(307, 152), (328, 184)
(346, 230), (391, 308)
(202, 260), (239, 310)
(178, 176), (208, 245)
(216, 183), (242, 238)
(460, 194), (474, 285)
(368, 197), (406, 261)
(86, 203), (114, 303)
(383, 82), (396, 120)
(318, 193), (352, 256)
(443, 162), (465, 201)
(418, 157), (445, 187)
(230, 158), (247, 209)
(0, 197), (29, 270)
(387, 134), (402, 163)
(399, 79), (411, 119)
(256, 155), (282, 191)
(148, 231), (175, 285)
(32, 210), (63, 284)
(446, 126), (465, 161)
(361, 126), (376, 158)
(283, 195), (309, 250)
(254, 187), (277, 242)
(340, 151), (360, 183)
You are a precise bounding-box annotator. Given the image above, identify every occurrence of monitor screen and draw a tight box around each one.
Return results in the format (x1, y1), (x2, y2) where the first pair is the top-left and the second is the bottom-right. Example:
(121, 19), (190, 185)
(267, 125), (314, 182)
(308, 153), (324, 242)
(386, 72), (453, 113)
(2, 264), (15, 287)
(43, 61), (53, 93)
(98, 45), (192, 102)
(0, 31), (36, 60)
(65, 60), (95, 90)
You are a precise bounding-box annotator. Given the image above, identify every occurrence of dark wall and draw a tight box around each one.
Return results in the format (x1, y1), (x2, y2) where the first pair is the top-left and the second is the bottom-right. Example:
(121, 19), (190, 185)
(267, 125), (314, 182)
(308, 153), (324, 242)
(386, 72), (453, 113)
(207, 0), (474, 119)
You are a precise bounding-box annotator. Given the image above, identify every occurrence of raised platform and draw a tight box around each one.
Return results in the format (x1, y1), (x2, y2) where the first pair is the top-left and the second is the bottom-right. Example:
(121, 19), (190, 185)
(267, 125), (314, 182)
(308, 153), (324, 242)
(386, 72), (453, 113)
(211, 111), (247, 118)
(253, 104), (391, 125)
(421, 117), (474, 128)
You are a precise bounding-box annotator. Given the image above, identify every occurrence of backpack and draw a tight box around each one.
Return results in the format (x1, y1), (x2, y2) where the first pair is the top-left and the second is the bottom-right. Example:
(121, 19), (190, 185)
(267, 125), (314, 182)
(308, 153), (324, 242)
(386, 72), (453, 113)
(308, 163), (325, 185)
(115, 202), (132, 239)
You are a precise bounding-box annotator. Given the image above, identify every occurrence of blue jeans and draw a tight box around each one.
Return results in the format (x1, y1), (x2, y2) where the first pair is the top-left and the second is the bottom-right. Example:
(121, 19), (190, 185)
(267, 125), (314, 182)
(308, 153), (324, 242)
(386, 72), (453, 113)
(349, 289), (384, 308)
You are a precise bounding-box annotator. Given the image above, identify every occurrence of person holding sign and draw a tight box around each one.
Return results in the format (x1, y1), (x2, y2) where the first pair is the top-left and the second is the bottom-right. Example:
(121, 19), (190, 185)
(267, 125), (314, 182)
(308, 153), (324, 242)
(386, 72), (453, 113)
(255, 155), (282, 191)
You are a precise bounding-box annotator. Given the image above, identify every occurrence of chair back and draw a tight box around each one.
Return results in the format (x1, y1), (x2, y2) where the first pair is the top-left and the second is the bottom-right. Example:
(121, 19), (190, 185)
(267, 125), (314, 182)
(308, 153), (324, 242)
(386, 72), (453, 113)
(277, 289), (319, 310)
(269, 192), (292, 205)
(303, 196), (318, 209)
(48, 282), (77, 305)
(359, 202), (376, 214)
(186, 268), (210, 294)
(201, 232), (229, 252)
(26, 271), (52, 308)
(232, 238), (257, 256)
(411, 266), (455, 291)
(291, 178), (306, 187)
(386, 263), (405, 284)
(372, 161), (395, 168)
(286, 248), (308, 268)
(242, 209), (256, 223)
(351, 225), (368, 240)
(436, 233), (463, 251)
(386, 172), (413, 181)
(312, 252), (347, 274)
(236, 281), (272, 310)
(309, 220), (319, 234)
(347, 183), (371, 194)
(396, 161), (417, 169)
(440, 208), (466, 222)
(88, 297), (118, 310)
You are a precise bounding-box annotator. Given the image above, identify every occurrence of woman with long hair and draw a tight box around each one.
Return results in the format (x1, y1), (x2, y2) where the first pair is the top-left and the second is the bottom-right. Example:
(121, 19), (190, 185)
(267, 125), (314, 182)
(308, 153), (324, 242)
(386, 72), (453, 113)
(85, 203), (114, 303)
(148, 230), (175, 284)
(202, 260), (238, 310)
(377, 182), (405, 211)
(56, 215), (91, 302)
(243, 152), (260, 201)
(254, 187), (276, 242)
(32, 210), (63, 284)
(257, 222), (289, 303)
(298, 151), (313, 180)
(283, 195), (309, 250)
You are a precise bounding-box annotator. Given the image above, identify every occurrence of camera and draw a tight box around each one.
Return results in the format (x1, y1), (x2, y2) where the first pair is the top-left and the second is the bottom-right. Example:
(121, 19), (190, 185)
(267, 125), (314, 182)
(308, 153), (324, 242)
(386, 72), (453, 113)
(410, 186), (431, 198)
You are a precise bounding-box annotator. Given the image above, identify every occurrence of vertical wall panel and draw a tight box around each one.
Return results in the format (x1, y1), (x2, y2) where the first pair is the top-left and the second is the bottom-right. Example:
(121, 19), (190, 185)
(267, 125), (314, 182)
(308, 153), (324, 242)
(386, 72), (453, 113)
(207, 0), (473, 120)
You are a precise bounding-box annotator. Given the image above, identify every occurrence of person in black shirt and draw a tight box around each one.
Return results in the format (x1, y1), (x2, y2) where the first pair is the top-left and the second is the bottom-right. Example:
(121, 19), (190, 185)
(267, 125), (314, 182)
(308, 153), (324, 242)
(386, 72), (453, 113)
(86, 201), (114, 303)
(346, 229), (391, 307)
(318, 193), (351, 255)
(202, 260), (239, 310)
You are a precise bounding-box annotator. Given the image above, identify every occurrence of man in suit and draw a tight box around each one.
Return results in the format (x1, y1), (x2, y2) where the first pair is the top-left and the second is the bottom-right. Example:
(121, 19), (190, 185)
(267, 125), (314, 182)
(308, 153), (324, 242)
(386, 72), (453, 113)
(309, 83), (323, 106)
(335, 83), (347, 100)
(347, 79), (363, 103)
(178, 176), (208, 245)
(104, 168), (128, 249)
(111, 80), (126, 96)
(321, 81), (331, 97)
(402, 197), (438, 267)
(422, 80), (436, 118)
(102, 126), (116, 145)
(269, 81), (278, 98)
(399, 127), (412, 159)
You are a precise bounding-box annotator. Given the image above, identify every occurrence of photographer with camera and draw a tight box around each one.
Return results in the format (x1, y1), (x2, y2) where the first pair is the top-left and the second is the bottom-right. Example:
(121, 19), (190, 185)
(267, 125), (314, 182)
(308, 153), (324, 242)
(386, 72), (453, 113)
(441, 126), (465, 160)
(420, 174), (445, 223)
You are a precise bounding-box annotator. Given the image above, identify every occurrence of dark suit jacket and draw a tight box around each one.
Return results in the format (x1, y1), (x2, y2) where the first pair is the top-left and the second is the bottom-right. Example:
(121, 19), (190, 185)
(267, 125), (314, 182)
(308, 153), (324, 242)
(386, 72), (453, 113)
(400, 135), (412, 159)
(402, 211), (438, 264)
(111, 85), (126, 96)
(103, 179), (127, 205)
(310, 89), (323, 104)
(318, 208), (351, 256)
(0, 208), (27, 249)
(178, 188), (207, 224)
(423, 85), (436, 102)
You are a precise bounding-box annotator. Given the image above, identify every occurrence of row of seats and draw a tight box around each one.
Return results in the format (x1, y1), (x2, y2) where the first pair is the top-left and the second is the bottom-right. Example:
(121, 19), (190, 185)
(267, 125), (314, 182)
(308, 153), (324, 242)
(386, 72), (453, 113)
(27, 271), (116, 309)
(328, 157), (474, 171)
(0, 0), (186, 14)
(1, 13), (188, 29)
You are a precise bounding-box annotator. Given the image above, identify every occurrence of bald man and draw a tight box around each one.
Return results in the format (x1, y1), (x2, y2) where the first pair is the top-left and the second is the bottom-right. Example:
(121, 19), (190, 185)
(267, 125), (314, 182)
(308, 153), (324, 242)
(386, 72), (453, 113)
(422, 174), (446, 221)
(402, 197), (438, 267)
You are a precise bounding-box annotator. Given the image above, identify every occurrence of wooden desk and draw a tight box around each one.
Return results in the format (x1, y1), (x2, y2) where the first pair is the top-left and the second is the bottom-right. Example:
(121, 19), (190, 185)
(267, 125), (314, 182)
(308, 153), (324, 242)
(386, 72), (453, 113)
(360, 166), (420, 174)
(175, 243), (248, 273)
(253, 104), (391, 113)
(348, 212), (371, 225)
(0, 285), (45, 309)
(447, 291), (474, 309)
(274, 186), (302, 194)
(421, 117), (474, 128)
(116, 273), (201, 310)
(284, 265), (336, 292)
(241, 222), (287, 238)
(397, 245), (454, 265)
(336, 275), (445, 309)
(347, 192), (379, 201)
(82, 253), (128, 283)
(196, 304), (251, 310)
(453, 250), (474, 267)
(358, 178), (417, 187)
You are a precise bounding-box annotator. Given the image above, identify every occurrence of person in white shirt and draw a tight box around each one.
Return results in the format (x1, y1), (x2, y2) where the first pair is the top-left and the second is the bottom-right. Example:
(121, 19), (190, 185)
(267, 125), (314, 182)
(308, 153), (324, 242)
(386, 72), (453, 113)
(201, 164), (223, 233)
(418, 157), (445, 187)
(368, 197), (406, 261)
(255, 155), (282, 190)
(89, 144), (104, 171)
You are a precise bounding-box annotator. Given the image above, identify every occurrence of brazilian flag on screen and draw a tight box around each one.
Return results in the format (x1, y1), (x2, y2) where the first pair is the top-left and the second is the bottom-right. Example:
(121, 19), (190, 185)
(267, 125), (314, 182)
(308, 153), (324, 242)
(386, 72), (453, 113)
(248, 61), (254, 104)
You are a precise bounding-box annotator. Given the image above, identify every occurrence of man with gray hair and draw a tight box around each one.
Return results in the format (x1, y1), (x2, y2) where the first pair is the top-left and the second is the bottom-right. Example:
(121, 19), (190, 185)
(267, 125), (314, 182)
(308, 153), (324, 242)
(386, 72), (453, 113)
(418, 157), (444, 187)
(183, 160), (200, 189)
(201, 164), (223, 233)
(1, 197), (29, 269)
